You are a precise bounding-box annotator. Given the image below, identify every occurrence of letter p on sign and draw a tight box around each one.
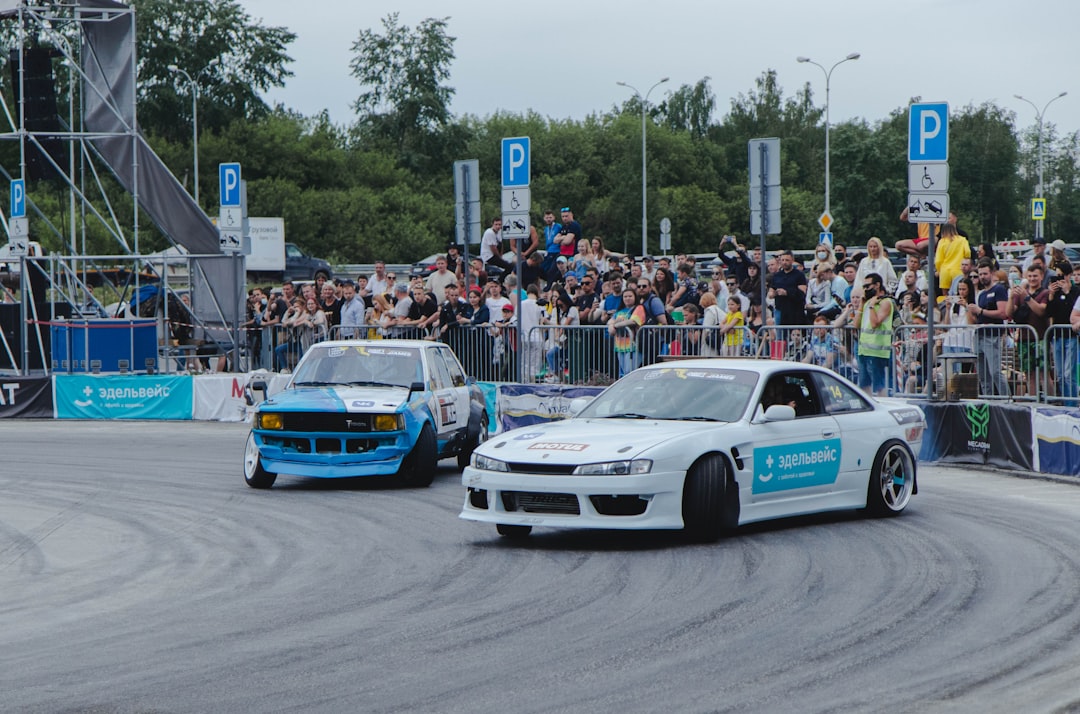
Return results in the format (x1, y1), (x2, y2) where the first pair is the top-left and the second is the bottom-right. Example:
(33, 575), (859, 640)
(501, 137), (530, 188)
(908, 103), (949, 162)
(10, 178), (25, 218)
(219, 162), (242, 207)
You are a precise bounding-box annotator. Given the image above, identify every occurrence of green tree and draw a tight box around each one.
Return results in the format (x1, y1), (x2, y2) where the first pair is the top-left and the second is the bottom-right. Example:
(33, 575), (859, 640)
(1047, 131), (1080, 241)
(350, 13), (456, 160)
(134, 0), (295, 141)
(661, 77), (716, 140)
(949, 102), (1020, 242)
(828, 114), (907, 245)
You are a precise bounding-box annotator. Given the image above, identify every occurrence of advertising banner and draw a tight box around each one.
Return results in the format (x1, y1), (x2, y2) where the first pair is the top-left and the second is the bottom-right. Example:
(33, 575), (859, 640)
(497, 383), (604, 433)
(919, 401), (1034, 471)
(192, 371), (290, 422)
(0, 377), (53, 418)
(1033, 407), (1080, 478)
(55, 374), (193, 420)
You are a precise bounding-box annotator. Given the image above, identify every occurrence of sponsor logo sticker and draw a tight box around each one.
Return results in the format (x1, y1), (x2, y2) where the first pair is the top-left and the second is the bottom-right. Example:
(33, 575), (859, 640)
(753, 438), (842, 494)
(527, 442), (589, 451)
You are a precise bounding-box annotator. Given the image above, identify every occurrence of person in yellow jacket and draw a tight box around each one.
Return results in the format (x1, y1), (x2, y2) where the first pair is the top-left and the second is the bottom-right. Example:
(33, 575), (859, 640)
(857, 272), (894, 396)
(934, 223), (970, 302)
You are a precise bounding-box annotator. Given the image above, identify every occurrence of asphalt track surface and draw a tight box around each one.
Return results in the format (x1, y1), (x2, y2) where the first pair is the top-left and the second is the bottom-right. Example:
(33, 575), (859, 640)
(4, 420), (1080, 714)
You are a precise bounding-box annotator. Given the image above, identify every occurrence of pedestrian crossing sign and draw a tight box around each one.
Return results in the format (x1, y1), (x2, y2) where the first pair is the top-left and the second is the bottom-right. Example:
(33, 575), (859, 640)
(1032, 198), (1046, 221)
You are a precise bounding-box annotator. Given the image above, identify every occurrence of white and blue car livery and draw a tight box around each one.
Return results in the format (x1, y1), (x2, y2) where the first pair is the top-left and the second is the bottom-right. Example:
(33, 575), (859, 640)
(244, 340), (487, 489)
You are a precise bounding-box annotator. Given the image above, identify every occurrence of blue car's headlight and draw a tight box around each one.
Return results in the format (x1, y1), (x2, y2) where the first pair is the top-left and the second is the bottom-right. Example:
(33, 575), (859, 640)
(471, 453), (509, 472)
(573, 460), (652, 476)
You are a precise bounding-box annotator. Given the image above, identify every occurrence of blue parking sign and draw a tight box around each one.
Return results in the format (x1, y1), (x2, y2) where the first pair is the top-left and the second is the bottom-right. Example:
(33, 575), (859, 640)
(501, 137), (530, 188)
(908, 103), (949, 162)
(219, 163), (242, 207)
(10, 178), (25, 218)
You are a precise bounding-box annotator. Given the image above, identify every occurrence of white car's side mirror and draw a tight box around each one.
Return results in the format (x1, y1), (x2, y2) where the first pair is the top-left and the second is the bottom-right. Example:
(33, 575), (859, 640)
(760, 404), (796, 422)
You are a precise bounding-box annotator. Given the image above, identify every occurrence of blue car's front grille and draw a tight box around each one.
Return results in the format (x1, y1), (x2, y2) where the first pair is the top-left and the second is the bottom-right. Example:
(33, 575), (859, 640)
(280, 412), (375, 432)
(263, 434), (386, 455)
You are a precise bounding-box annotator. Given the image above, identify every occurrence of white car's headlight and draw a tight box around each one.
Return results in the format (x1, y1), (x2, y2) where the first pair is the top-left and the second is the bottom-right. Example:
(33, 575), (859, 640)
(573, 460), (652, 476)
(471, 453), (509, 472)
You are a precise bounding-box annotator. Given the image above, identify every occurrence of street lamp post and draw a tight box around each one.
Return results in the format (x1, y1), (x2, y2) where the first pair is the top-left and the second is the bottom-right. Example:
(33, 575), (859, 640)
(1014, 91), (1067, 241)
(796, 52), (860, 234)
(167, 58), (219, 206)
(617, 77), (669, 258)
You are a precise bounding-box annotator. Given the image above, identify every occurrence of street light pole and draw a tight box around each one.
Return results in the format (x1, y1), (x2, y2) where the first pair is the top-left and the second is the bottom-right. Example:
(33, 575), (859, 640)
(168, 58), (219, 207)
(617, 77), (669, 257)
(796, 52), (860, 233)
(1014, 91), (1067, 241)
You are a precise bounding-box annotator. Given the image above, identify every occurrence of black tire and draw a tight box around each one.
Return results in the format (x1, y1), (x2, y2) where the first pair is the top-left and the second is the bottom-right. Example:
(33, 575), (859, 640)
(866, 440), (915, 516)
(457, 411), (489, 471)
(398, 423), (437, 488)
(682, 453), (737, 542)
(496, 524), (532, 538)
(243, 432), (277, 489)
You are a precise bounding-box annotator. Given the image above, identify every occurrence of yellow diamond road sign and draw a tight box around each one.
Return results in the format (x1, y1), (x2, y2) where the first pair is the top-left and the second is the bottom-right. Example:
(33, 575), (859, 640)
(818, 211), (833, 231)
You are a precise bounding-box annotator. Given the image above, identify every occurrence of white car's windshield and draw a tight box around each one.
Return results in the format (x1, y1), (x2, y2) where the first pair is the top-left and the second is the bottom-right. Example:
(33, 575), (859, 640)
(578, 367), (758, 422)
(291, 345), (423, 389)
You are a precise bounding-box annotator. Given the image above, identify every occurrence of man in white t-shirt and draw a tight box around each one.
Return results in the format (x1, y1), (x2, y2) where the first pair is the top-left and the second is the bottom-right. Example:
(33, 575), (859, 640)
(366, 260), (389, 297)
(484, 280), (511, 314)
(480, 218), (513, 273)
(517, 284), (546, 379)
(425, 255), (458, 304)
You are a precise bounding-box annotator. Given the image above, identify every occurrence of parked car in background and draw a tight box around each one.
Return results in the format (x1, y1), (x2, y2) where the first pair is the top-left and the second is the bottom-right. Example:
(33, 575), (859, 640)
(284, 242), (333, 282)
(412, 250), (514, 280)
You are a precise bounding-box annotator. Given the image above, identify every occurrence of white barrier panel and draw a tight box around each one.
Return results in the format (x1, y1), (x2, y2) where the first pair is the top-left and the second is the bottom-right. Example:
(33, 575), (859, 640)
(192, 371), (291, 422)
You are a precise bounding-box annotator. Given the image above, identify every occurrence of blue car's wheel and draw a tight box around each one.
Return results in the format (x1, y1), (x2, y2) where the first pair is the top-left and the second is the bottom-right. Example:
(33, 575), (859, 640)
(244, 432), (276, 489)
(458, 411), (489, 471)
(398, 423), (436, 488)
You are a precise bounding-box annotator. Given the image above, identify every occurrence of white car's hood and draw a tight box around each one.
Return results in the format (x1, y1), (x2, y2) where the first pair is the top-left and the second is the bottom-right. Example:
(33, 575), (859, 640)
(482, 418), (715, 464)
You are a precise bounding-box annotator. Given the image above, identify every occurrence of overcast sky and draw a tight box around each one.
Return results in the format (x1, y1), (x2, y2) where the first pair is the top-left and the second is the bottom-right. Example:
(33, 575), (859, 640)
(243, 0), (1078, 140)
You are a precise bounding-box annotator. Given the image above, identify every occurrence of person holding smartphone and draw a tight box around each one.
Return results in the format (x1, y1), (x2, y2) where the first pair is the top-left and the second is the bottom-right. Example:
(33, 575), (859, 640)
(1046, 266), (1080, 400)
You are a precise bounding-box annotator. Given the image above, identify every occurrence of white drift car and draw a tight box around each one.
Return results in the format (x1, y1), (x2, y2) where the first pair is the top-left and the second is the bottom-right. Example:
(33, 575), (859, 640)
(460, 359), (925, 541)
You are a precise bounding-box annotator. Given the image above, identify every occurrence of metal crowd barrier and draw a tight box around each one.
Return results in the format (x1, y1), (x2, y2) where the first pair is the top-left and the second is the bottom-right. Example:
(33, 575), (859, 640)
(1043, 324), (1080, 406)
(271, 317), (1080, 406)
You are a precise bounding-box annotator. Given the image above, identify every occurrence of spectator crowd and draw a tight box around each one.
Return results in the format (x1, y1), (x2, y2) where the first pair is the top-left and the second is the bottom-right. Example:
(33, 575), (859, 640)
(228, 205), (1080, 402)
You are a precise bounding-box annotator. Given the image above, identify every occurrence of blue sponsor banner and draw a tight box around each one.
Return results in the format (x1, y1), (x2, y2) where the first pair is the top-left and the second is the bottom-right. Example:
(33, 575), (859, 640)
(55, 374), (193, 420)
(753, 438), (842, 494)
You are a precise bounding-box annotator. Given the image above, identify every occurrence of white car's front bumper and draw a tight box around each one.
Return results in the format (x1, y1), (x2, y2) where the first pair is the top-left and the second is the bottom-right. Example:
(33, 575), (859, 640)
(459, 466), (687, 530)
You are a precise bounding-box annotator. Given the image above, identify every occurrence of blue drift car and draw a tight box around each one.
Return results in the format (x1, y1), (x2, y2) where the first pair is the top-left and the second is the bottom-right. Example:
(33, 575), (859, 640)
(244, 340), (488, 488)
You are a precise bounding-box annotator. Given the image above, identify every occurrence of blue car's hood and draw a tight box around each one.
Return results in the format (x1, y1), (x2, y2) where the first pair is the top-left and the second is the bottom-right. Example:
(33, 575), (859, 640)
(261, 385), (411, 413)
